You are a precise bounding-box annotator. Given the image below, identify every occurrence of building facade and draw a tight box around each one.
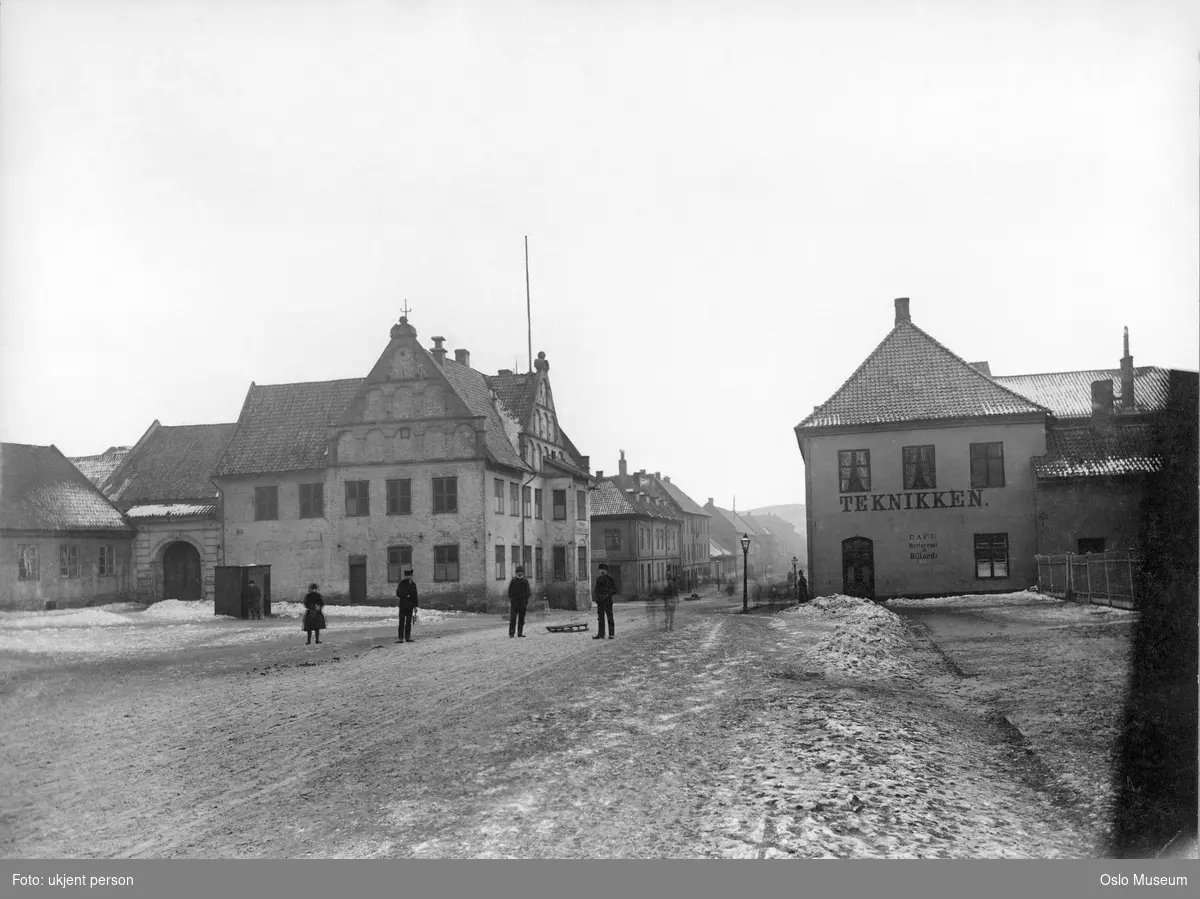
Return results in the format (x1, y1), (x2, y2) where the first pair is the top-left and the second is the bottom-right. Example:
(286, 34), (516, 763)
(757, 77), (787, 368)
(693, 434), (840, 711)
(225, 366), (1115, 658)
(2, 443), (135, 611)
(211, 316), (593, 612)
(794, 297), (1196, 600)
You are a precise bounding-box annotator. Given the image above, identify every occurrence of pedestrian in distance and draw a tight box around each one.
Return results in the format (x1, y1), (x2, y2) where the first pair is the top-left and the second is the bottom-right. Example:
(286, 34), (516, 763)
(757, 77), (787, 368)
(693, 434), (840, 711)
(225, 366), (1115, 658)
(593, 563), (617, 640)
(508, 566), (531, 638)
(396, 568), (418, 644)
(662, 588), (677, 632)
(246, 578), (263, 620)
(303, 583), (326, 645)
(797, 570), (810, 604)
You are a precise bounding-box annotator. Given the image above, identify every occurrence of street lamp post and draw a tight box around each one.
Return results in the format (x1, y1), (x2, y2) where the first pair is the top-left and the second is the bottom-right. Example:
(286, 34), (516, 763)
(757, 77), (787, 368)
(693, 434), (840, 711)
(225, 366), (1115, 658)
(792, 556), (799, 602)
(740, 533), (751, 613)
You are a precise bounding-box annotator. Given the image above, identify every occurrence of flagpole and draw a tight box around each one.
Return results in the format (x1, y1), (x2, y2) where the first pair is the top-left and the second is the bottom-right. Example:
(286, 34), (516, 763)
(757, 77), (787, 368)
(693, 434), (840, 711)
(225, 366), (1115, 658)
(525, 235), (532, 373)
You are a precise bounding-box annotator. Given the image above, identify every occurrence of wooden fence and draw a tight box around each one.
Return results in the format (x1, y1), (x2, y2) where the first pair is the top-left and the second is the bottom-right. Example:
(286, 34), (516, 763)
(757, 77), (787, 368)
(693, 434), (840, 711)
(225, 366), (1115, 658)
(1034, 551), (1140, 610)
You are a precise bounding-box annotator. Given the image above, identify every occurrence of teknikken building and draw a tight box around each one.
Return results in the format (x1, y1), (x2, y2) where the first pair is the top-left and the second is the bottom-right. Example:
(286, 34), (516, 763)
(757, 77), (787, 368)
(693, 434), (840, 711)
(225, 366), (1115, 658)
(794, 296), (1187, 600)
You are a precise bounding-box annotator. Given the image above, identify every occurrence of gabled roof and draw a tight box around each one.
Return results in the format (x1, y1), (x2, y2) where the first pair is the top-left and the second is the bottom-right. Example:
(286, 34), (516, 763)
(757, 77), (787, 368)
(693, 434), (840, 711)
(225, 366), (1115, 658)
(105, 423), (237, 504)
(442, 360), (531, 472)
(591, 479), (643, 516)
(797, 321), (1048, 431)
(487, 371), (536, 423)
(995, 367), (1173, 420)
(214, 379), (364, 477)
(656, 477), (710, 517)
(1033, 424), (1161, 480)
(710, 505), (759, 536)
(68, 446), (131, 488)
(710, 538), (737, 557)
(1, 443), (132, 533)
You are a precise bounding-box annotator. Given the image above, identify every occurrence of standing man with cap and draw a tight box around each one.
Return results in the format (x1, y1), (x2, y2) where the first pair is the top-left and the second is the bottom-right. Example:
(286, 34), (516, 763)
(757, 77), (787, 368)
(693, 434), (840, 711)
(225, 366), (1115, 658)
(507, 566), (531, 638)
(593, 563), (617, 640)
(396, 568), (418, 643)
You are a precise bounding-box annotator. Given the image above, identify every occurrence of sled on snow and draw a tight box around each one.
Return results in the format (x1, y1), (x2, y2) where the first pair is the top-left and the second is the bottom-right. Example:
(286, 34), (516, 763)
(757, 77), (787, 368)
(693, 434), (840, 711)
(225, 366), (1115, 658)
(545, 622), (590, 633)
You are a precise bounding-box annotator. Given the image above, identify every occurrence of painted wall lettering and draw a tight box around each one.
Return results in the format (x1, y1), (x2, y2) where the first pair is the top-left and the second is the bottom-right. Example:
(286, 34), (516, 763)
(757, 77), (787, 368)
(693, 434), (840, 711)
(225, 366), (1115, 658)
(840, 489), (985, 512)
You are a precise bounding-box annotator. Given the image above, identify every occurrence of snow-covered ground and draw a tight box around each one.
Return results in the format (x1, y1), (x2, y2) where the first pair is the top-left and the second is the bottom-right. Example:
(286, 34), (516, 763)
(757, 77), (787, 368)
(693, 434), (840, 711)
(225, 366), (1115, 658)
(0, 599), (475, 659)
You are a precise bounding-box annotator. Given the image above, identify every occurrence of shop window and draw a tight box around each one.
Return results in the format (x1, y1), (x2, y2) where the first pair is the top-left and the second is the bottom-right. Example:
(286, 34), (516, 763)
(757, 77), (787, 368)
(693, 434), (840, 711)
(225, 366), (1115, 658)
(974, 533), (1009, 579)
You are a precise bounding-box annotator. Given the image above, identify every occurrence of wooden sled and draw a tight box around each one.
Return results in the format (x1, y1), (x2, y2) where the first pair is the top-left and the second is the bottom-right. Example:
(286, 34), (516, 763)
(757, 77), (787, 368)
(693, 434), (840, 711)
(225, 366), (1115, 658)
(545, 622), (590, 633)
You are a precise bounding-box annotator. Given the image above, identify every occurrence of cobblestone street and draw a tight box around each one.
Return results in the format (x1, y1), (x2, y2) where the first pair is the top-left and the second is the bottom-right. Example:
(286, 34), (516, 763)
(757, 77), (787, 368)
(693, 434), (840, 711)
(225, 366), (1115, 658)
(2, 593), (1110, 858)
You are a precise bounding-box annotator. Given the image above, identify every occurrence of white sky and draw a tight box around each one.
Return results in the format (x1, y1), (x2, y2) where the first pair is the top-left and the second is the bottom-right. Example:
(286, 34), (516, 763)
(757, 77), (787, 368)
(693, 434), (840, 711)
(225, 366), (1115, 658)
(2, 0), (1197, 510)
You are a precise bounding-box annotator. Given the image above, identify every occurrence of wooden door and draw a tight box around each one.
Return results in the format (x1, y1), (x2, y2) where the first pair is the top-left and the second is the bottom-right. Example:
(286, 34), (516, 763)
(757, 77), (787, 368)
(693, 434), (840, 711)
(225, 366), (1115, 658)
(163, 542), (201, 601)
(349, 559), (367, 605)
(214, 566), (243, 617)
(842, 537), (875, 599)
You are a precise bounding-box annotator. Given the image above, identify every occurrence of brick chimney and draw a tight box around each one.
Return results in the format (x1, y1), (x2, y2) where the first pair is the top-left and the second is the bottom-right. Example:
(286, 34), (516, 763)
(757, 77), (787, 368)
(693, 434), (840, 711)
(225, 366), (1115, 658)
(654, 471), (661, 480)
(430, 336), (447, 366)
(894, 297), (911, 325)
(1119, 326), (1134, 412)
(1091, 379), (1115, 430)
(596, 470), (604, 480)
(454, 348), (470, 367)
(497, 368), (513, 376)
(618, 450), (627, 478)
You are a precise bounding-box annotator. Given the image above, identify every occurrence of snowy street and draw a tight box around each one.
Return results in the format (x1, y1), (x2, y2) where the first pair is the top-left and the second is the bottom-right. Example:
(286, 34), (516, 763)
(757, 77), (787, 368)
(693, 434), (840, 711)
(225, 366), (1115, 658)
(1, 591), (1135, 858)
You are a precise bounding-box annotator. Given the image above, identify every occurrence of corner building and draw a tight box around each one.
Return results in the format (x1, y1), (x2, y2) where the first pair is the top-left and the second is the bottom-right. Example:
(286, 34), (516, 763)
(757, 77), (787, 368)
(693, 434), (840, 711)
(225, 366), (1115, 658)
(794, 298), (1049, 599)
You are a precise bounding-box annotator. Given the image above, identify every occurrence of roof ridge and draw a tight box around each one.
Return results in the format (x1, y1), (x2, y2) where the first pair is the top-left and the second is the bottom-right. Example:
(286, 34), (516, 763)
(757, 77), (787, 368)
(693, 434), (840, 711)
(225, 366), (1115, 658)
(252, 377), (365, 389)
(904, 321), (1054, 413)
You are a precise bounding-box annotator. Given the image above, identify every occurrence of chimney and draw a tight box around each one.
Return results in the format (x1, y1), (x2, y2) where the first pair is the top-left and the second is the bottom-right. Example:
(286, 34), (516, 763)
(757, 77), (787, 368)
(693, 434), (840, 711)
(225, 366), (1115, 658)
(664, 475), (670, 482)
(618, 450), (627, 478)
(654, 471), (661, 480)
(1120, 326), (1134, 412)
(497, 368), (513, 376)
(638, 469), (646, 479)
(1091, 379), (1115, 430)
(454, 348), (470, 367)
(430, 336), (447, 366)
(580, 455), (590, 471)
(894, 297), (911, 325)
(596, 470), (604, 480)
(969, 361), (991, 376)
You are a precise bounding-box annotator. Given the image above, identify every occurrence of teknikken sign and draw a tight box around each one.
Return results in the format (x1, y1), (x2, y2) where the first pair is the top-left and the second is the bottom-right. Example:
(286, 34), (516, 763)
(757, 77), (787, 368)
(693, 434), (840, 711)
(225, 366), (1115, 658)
(839, 489), (985, 513)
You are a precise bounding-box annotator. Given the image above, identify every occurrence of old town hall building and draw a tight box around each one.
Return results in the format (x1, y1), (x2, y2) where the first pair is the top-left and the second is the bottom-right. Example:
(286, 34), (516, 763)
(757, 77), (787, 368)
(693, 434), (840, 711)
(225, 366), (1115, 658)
(211, 315), (593, 612)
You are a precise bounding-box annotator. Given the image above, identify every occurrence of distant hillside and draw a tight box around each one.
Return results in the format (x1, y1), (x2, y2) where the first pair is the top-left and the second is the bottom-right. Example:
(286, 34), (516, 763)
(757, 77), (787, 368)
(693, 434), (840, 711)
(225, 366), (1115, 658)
(747, 504), (806, 534)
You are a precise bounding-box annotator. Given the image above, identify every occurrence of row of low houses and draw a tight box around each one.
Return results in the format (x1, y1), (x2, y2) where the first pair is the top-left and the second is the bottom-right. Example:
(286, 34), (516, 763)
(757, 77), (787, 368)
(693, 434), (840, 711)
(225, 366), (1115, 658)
(794, 297), (1198, 600)
(3, 313), (787, 613)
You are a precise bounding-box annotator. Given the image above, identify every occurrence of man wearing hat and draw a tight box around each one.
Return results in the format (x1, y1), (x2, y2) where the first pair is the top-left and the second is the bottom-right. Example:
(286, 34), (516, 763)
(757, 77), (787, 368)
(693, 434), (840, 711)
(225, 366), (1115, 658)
(593, 563), (617, 640)
(507, 565), (531, 638)
(396, 568), (419, 643)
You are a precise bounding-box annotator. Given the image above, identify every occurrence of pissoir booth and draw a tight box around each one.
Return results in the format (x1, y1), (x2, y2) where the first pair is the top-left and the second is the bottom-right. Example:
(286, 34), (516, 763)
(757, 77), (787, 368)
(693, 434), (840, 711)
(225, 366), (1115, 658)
(214, 565), (272, 618)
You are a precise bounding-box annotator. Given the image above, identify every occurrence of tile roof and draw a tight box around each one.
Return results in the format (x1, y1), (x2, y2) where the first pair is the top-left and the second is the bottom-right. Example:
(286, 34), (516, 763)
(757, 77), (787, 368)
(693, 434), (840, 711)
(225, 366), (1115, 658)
(591, 479), (641, 516)
(68, 447), (131, 488)
(1033, 424), (1161, 479)
(486, 371), (536, 424)
(1, 443), (132, 532)
(656, 477), (710, 517)
(994, 367), (1173, 420)
(214, 379), (364, 477)
(797, 321), (1048, 431)
(710, 505), (759, 537)
(710, 538), (737, 557)
(124, 503), (220, 519)
(105, 423), (237, 504)
(442, 360), (531, 472)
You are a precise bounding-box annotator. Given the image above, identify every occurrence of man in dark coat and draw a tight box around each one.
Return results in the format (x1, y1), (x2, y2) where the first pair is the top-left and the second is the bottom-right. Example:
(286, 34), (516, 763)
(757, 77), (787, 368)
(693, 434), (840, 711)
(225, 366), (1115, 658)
(396, 568), (418, 643)
(246, 578), (263, 620)
(797, 570), (810, 603)
(593, 563), (617, 640)
(508, 566), (531, 638)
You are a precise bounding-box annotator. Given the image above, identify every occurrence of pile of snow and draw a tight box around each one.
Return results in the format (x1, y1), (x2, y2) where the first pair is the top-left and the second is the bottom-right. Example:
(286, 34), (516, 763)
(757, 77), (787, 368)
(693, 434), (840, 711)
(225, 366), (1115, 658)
(142, 600), (232, 622)
(886, 590), (1044, 609)
(786, 594), (919, 680)
(272, 602), (472, 624)
(3, 608), (135, 629)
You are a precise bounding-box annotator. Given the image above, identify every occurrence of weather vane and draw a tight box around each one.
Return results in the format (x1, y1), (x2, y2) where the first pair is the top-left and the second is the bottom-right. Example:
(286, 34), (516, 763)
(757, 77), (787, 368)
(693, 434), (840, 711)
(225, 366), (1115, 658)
(400, 299), (412, 322)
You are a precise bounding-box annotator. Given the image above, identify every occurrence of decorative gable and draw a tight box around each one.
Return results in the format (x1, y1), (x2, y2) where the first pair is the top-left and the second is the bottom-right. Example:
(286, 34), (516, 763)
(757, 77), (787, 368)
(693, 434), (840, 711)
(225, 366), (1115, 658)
(333, 318), (482, 466)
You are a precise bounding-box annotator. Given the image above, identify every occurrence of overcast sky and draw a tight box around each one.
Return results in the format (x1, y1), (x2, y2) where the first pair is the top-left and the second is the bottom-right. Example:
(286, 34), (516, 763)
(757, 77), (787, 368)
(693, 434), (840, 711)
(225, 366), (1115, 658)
(2, 0), (1197, 511)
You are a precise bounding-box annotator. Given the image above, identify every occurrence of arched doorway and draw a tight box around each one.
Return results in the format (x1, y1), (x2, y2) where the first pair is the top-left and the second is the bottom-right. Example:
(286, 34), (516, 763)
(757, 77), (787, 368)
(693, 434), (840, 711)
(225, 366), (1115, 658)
(163, 541), (202, 601)
(842, 536), (875, 599)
